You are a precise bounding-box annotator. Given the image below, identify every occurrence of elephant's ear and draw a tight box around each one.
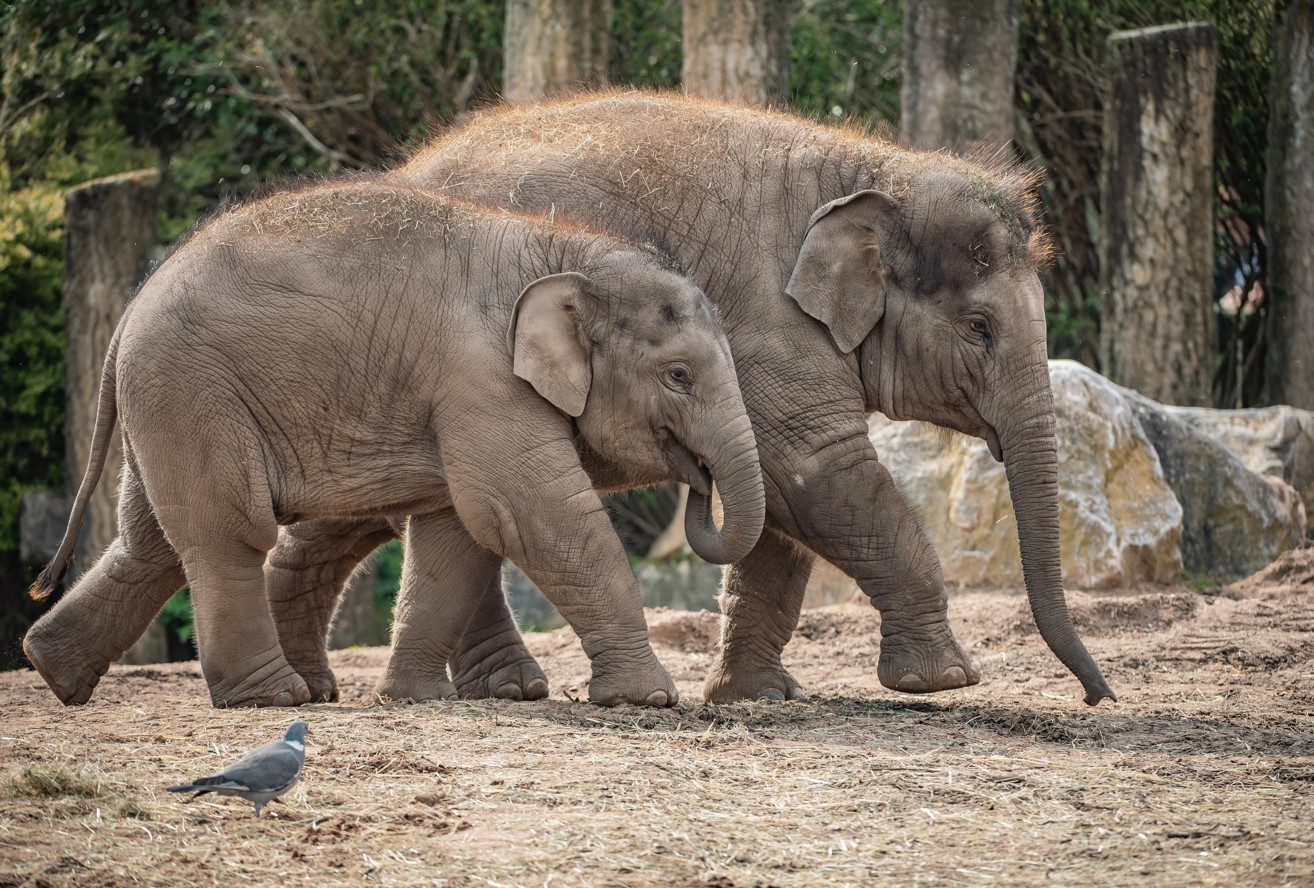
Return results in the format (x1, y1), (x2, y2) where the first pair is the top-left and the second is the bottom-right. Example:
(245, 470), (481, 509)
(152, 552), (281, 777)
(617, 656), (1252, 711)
(507, 272), (594, 417)
(786, 189), (899, 354)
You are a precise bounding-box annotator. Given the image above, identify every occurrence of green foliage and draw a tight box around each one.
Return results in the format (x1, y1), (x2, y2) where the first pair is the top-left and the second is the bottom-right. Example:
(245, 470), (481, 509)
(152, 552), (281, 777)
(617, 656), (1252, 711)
(0, 167), (66, 668)
(610, 0), (682, 89)
(374, 539), (403, 605)
(789, 0), (901, 123)
(159, 588), (194, 645)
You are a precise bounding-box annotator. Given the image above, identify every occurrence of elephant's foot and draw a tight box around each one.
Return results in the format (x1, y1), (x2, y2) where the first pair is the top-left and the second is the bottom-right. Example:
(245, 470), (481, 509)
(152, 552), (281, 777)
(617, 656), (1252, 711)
(702, 653), (805, 702)
(22, 617), (111, 706)
(587, 653), (679, 707)
(373, 672), (458, 704)
(281, 642), (338, 702)
(297, 668), (339, 703)
(877, 629), (979, 693)
(450, 634), (549, 701)
(207, 656), (312, 708)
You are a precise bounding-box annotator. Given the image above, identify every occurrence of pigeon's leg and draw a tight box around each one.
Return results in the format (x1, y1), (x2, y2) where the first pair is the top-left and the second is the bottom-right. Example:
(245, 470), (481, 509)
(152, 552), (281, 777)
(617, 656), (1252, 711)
(24, 453), (185, 705)
(375, 508), (504, 703)
(266, 517), (398, 702)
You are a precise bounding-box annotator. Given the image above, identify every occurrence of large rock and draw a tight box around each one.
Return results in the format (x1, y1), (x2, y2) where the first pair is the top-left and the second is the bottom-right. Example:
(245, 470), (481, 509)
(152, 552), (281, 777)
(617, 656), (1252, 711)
(870, 360), (1183, 589)
(870, 360), (1307, 587)
(1123, 392), (1307, 577)
(1162, 404), (1314, 513)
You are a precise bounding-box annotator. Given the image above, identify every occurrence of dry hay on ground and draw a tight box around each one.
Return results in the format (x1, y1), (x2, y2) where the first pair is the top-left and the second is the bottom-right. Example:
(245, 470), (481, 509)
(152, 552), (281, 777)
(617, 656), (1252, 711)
(2, 549), (1313, 886)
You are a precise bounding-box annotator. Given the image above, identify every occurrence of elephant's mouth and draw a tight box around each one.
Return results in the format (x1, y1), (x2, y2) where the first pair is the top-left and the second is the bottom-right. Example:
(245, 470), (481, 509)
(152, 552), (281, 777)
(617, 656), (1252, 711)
(668, 438), (713, 496)
(984, 425), (1004, 462)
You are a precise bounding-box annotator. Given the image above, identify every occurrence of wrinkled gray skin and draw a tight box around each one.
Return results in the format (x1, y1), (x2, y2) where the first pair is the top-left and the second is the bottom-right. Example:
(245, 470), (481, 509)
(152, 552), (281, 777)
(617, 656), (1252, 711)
(369, 93), (1113, 707)
(22, 181), (764, 709)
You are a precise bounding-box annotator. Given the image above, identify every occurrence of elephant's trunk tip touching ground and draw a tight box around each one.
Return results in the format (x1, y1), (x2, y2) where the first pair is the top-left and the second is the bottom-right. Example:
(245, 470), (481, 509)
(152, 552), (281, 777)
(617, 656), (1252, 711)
(1001, 407), (1116, 706)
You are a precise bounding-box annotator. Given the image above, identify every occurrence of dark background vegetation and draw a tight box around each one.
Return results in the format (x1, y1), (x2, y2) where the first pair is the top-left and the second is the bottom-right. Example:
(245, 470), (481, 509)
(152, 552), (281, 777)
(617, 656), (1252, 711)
(0, 0), (1274, 666)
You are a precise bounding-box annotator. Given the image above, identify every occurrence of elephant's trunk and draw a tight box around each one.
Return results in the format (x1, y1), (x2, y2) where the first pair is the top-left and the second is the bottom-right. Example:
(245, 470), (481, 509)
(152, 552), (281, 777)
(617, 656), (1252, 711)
(683, 412), (766, 565)
(998, 378), (1116, 706)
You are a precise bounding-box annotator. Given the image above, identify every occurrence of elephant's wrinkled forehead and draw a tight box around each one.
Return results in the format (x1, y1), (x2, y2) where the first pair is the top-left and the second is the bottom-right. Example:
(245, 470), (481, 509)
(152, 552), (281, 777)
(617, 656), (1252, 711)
(889, 177), (1038, 296)
(611, 275), (720, 350)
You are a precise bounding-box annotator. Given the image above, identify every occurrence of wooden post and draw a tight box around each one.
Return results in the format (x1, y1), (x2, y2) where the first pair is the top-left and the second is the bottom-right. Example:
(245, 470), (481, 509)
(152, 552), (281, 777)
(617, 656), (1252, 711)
(63, 169), (167, 664)
(900, 0), (1019, 150)
(503, 0), (611, 104)
(681, 0), (789, 106)
(1098, 23), (1217, 407)
(1265, 0), (1314, 409)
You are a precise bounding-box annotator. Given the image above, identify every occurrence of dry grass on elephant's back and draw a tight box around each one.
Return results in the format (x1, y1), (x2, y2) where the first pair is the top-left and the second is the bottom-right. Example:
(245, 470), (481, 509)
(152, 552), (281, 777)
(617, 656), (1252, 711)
(2, 550), (1313, 885)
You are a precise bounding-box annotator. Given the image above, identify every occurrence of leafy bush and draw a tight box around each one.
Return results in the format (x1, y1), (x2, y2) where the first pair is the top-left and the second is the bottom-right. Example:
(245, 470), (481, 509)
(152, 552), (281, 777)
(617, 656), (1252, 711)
(0, 168), (66, 668)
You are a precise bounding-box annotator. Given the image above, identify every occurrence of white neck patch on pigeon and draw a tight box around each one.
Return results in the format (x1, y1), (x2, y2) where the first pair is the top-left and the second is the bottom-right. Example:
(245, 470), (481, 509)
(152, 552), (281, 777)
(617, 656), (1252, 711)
(285, 740), (305, 752)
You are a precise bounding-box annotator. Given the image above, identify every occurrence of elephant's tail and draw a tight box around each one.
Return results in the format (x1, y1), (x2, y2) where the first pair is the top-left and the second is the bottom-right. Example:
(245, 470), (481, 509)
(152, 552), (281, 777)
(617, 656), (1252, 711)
(29, 318), (125, 600)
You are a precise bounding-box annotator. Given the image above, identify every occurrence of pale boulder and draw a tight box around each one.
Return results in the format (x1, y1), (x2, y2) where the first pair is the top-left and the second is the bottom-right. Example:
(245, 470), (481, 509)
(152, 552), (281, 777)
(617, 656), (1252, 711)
(1163, 404), (1314, 512)
(868, 360), (1183, 589)
(1123, 391), (1308, 577)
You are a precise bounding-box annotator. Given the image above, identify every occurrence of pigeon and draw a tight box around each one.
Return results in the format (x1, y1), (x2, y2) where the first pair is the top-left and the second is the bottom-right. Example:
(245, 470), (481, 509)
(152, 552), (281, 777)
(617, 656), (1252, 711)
(167, 720), (310, 817)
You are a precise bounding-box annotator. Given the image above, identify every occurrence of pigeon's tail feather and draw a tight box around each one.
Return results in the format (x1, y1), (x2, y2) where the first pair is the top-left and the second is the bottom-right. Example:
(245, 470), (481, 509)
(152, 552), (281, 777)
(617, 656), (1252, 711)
(29, 317), (125, 600)
(167, 774), (233, 794)
(166, 783), (215, 798)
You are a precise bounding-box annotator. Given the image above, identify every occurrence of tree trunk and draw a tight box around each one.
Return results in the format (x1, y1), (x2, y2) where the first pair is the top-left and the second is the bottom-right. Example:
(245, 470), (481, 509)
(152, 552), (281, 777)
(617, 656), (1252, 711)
(329, 563), (385, 649)
(900, 0), (1019, 150)
(62, 170), (166, 664)
(1265, 0), (1314, 409)
(1098, 23), (1217, 407)
(681, 0), (789, 106)
(503, 0), (611, 104)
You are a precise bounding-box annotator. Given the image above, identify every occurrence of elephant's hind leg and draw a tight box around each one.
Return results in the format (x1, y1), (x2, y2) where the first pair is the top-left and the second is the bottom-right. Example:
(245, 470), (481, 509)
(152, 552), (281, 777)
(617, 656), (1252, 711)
(376, 509), (504, 703)
(702, 528), (810, 703)
(266, 517), (398, 702)
(159, 458), (310, 708)
(23, 456), (185, 706)
(185, 536), (311, 708)
(449, 579), (549, 701)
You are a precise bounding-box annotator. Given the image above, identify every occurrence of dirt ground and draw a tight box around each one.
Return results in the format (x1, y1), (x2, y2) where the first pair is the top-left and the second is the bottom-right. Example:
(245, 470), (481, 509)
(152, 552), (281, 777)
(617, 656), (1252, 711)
(2, 550), (1313, 887)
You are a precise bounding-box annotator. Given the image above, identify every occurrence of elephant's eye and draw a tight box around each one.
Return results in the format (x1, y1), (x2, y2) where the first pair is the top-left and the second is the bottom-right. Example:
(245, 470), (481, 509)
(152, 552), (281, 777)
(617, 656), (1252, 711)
(968, 319), (990, 340)
(663, 366), (695, 392)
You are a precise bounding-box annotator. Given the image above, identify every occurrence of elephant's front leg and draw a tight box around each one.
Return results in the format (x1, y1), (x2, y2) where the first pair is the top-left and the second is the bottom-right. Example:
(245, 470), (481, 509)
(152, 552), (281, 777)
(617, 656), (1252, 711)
(375, 509), (504, 703)
(705, 414), (978, 702)
(266, 517), (398, 702)
(446, 433), (677, 707)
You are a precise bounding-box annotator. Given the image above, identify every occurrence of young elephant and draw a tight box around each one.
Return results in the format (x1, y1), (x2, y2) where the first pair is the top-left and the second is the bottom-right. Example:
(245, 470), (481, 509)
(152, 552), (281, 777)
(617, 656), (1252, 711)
(24, 181), (765, 709)
(269, 92), (1115, 708)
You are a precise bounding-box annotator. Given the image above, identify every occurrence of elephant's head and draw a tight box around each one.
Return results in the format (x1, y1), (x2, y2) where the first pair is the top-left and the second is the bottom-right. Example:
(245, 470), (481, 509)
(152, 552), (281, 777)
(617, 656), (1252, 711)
(508, 257), (765, 565)
(785, 167), (1114, 705)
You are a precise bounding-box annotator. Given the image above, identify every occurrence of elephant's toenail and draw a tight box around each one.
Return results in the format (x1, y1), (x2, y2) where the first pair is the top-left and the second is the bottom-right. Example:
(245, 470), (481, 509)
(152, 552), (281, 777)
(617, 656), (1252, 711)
(758, 687), (786, 701)
(644, 690), (671, 707)
(496, 682), (524, 701)
(273, 691), (293, 706)
(898, 673), (925, 690)
(942, 666), (968, 686)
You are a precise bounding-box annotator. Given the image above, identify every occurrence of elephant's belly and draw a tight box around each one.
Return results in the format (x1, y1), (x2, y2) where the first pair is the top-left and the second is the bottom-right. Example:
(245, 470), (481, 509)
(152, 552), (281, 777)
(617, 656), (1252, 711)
(274, 450), (450, 523)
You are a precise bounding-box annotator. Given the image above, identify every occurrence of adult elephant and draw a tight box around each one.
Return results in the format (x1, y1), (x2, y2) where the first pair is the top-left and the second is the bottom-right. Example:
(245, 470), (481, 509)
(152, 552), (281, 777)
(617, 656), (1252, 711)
(269, 92), (1114, 707)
